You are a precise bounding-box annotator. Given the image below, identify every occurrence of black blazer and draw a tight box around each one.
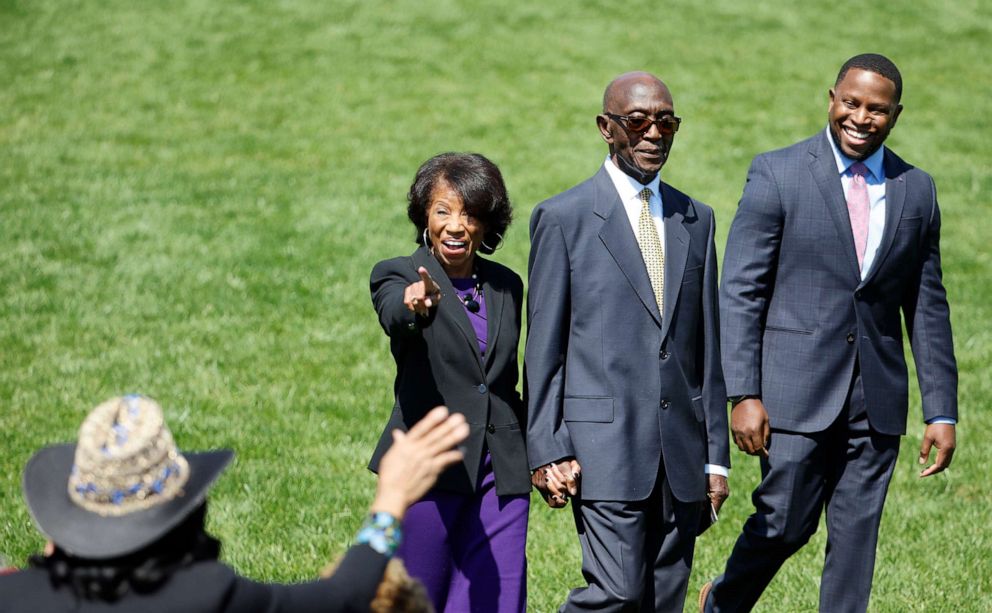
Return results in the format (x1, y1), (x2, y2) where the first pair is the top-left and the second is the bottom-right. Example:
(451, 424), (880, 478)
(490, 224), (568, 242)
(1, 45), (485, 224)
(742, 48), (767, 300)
(368, 247), (530, 496)
(0, 544), (387, 612)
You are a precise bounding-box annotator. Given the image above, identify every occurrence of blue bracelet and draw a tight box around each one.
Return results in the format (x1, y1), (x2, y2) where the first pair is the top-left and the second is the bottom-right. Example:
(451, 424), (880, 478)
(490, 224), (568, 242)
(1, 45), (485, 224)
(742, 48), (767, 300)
(356, 512), (402, 557)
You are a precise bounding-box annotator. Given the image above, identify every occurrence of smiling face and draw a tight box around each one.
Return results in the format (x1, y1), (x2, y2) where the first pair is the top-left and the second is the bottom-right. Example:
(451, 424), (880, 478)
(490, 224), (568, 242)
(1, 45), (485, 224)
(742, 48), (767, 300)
(828, 68), (902, 160)
(425, 180), (485, 278)
(597, 73), (676, 181)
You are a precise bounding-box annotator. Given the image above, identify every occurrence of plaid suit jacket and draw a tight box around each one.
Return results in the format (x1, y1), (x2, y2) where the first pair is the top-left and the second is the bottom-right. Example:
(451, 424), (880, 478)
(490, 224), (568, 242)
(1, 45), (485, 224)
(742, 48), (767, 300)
(720, 131), (957, 434)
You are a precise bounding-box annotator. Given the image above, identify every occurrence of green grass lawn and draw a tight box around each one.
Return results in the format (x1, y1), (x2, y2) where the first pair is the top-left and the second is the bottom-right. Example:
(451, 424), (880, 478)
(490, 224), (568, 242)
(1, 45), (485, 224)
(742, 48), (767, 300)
(2, 1), (990, 610)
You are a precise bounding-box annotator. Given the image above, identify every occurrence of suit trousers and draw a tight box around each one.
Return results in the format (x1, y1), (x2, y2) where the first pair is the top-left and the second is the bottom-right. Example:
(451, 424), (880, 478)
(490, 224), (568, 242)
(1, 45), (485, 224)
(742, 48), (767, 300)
(563, 464), (703, 613)
(707, 371), (899, 613)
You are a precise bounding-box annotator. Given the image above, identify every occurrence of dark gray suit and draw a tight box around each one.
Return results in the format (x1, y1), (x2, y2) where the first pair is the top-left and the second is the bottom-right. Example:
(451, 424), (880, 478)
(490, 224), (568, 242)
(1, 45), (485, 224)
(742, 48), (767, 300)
(710, 131), (957, 612)
(526, 165), (729, 611)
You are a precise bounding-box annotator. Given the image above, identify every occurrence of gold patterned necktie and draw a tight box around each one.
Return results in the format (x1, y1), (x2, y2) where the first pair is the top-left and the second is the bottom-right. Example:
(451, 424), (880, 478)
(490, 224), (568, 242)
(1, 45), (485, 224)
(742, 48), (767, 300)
(637, 187), (665, 315)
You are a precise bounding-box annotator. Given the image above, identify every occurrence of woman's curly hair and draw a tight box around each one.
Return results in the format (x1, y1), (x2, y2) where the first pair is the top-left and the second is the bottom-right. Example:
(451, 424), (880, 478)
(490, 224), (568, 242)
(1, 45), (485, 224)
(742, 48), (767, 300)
(407, 152), (513, 254)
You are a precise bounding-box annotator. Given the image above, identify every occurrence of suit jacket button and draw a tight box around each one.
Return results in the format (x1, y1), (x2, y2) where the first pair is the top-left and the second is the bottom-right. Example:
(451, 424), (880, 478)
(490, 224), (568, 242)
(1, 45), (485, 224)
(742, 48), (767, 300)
(660, 350), (669, 360)
(487, 423), (496, 434)
(478, 384), (487, 394)
(854, 290), (863, 299)
(846, 333), (856, 344)
(660, 399), (670, 410)
(406, 322), (417, 331)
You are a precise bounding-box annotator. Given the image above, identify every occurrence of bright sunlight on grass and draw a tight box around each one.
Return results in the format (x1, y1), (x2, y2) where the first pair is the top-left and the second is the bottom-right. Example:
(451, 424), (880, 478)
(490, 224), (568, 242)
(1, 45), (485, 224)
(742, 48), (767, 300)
(2, 1), (989, 610)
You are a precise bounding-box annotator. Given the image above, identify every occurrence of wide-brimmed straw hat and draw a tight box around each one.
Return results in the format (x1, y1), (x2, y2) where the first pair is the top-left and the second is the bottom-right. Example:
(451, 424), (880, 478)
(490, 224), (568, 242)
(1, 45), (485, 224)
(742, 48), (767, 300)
(23, 395), (233, 560)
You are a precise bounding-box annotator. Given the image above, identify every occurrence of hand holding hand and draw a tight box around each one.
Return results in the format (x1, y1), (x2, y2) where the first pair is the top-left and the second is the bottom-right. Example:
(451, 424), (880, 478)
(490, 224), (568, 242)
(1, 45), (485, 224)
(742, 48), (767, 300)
(731, 398), (770, 458)
(532, 459), (581, 508)
(919, 422), (955, 477)
(372, 406), (469, 519)
(403, 266), (442, 316)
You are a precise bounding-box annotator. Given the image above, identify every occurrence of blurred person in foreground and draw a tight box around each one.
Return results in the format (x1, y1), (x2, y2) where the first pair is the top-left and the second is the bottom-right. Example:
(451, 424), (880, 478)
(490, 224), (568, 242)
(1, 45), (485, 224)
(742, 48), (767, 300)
(701, 53), (957, 613)
(368, 152), (530, 612)
(525, 71), (729, 612)
(0, 395), (468, 612)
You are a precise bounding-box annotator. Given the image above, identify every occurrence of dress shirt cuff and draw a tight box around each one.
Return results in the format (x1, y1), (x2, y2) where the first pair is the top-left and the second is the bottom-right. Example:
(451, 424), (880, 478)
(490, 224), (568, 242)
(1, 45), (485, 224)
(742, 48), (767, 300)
(925, 416), (956, 425)
(704, 464), (729, 477)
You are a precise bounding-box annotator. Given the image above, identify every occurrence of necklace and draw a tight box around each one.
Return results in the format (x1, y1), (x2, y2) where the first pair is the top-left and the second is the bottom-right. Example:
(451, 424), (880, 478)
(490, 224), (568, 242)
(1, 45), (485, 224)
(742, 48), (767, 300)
(461, 272), (482, 313)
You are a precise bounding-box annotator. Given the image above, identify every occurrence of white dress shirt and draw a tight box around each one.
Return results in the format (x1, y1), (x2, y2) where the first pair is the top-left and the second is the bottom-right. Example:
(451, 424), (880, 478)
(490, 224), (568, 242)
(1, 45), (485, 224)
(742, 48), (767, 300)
(603, 157), (730, 477)
(603, 156), (666, 253)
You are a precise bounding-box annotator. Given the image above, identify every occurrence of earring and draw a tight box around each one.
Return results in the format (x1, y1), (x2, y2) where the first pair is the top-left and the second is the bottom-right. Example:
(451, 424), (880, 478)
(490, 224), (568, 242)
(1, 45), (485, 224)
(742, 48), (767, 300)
(481, 232), (504, 253)
(422, 228), (430, 248)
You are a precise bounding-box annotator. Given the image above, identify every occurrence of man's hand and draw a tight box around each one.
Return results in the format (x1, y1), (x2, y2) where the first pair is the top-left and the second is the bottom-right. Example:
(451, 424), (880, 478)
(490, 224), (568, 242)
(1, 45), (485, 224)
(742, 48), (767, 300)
(532, 459), (581, 508)
(919, 423), (956, 477)
(707, 474), (729, 515)
(731, 398), (770, 457)
(403, 266), (442, 316)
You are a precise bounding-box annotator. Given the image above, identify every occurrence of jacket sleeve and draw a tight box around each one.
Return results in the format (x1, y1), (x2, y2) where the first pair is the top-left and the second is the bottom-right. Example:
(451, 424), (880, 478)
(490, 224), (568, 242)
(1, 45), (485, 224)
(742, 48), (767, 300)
(508, 272), (526, 412)
(524, 204), (575, 469)
(902, 178), (958, 422)
(701, 207), (731, 468)
(720, 154), (785, 397)
(227, 544), (389, 612)
(370, 258), (428, 337)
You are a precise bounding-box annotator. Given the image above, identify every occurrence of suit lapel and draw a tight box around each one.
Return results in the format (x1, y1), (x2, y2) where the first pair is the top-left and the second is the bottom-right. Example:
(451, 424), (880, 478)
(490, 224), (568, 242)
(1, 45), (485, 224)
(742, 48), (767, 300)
(412, 248), (485, 375)
(660, 182), (689, 341)
(859, 150), (906, 288)
(594, 169), (663, 326)
(809, 133), (862, 281)
(480, 259), (504, 372)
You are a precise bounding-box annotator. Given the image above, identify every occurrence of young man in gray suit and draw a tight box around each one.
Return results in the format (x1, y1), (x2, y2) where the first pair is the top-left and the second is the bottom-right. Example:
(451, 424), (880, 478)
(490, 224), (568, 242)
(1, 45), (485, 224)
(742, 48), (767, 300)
(526, 71), (730, 612)
(701, 54), (958, 613)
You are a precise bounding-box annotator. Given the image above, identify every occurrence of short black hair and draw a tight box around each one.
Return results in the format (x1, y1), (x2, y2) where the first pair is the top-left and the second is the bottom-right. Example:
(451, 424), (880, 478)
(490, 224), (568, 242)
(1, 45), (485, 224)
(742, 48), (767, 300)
(30, 504), (219, 602)
(407, 152), (513, 255)
(836, 53), (903, 102)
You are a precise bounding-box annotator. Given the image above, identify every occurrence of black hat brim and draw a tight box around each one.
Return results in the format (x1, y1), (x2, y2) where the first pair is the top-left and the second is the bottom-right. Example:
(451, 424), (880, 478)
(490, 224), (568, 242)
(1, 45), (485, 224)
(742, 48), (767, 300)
(23, 444), (233, 560)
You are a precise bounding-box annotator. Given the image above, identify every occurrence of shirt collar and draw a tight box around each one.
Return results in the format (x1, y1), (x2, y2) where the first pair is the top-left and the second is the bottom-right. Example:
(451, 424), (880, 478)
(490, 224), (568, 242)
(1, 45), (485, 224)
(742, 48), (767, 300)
(603, 155), (662, 203)
(825, 126), (885, 181)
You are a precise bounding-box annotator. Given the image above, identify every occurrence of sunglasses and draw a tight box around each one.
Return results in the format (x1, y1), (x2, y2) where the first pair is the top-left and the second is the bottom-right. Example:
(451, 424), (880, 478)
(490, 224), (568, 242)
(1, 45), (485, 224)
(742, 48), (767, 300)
(606, 113), (682, 135)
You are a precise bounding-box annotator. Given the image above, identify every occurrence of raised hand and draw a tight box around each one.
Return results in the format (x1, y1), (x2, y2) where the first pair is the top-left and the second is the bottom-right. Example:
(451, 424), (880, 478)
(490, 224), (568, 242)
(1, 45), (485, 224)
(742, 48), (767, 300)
(372, 406), (469, 519)
(403, 266), (443, 316)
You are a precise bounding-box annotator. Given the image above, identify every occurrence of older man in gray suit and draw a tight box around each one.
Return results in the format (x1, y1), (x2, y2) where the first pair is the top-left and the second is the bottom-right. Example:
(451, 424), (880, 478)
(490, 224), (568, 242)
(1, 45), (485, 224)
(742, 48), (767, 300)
(525, 71), (730, 612)
(701, 54), (958, 613)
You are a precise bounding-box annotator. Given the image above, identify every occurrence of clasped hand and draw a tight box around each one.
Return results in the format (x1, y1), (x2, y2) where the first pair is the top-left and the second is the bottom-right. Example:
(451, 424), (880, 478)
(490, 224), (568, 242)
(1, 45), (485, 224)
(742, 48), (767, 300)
(532, 459), (581, 508)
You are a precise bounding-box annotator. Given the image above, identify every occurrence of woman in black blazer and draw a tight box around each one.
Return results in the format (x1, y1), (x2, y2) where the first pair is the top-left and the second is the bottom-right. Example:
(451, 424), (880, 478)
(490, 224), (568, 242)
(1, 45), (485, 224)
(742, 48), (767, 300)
(369, 153), (530, 613)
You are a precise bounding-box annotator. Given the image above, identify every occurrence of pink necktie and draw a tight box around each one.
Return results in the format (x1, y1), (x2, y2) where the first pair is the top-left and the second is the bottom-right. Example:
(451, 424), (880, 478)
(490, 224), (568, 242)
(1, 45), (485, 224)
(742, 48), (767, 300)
(847, 162), (870, 270)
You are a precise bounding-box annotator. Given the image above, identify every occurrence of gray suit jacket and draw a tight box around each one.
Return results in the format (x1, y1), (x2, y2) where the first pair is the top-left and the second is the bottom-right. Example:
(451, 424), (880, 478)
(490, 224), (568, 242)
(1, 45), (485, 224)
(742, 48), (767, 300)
(720, 131), (958, 435)
(525, 166), (729, 503)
